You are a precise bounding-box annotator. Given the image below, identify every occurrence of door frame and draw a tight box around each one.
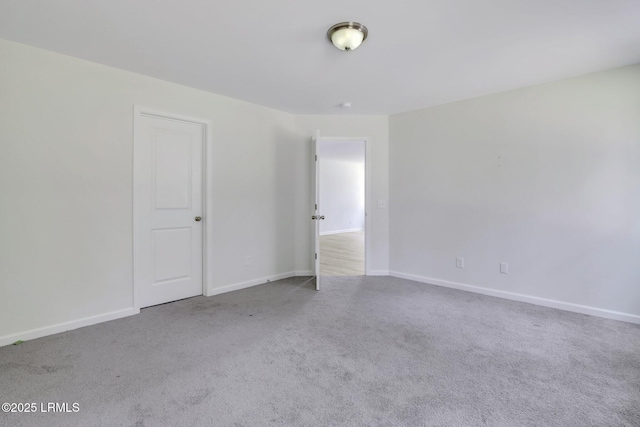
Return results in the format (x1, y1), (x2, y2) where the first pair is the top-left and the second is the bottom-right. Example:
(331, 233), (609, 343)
(315, 136), (372, 276)
(132, 106), (213, 310)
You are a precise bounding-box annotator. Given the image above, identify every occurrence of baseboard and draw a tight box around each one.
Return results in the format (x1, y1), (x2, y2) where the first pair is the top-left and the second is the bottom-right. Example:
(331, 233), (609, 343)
(0, 307), (140, 348)
(389, 271), (640, 325)
(367, 270), (389, 276)
(319, 228), (364, 236)
(295, 270), (314, 276)
(207, 271), (299, 297)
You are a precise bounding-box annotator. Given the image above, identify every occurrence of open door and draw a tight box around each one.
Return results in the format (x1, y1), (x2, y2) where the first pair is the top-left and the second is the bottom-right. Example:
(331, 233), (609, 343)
(311, 134), (322, 290)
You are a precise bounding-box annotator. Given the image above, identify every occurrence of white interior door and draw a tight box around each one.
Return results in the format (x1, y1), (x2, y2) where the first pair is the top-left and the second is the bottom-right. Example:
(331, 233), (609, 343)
(135, 113), (204, 308)
(312, 136), (321, 290)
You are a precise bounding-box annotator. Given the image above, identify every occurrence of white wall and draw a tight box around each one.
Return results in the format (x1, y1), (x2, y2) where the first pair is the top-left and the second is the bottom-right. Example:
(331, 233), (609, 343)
(319, 142), (365, 235)
(0, 39), (298, 344)
(389, 64), (640, 320)
(294, 116), (390, 275)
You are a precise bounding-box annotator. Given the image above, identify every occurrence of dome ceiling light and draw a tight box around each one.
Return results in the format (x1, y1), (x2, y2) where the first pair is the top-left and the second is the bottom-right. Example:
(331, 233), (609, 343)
(327, 22), (368, 51)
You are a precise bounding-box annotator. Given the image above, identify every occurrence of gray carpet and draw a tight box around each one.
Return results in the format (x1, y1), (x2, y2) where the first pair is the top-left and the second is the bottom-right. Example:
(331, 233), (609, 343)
(1, 276), (639, 427)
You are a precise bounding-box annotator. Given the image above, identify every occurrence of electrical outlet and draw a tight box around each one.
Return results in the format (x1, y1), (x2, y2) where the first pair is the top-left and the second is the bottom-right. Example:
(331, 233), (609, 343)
(500, 262), (508, 274)
(456, 257), (464, 268)
(377, 199), (387, 208)
(245, 255), (252, 266)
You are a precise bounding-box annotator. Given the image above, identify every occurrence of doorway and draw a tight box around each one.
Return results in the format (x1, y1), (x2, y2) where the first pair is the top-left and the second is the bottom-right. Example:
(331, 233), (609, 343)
(133, 108), (211, 308)
(318, 140), (366, 276)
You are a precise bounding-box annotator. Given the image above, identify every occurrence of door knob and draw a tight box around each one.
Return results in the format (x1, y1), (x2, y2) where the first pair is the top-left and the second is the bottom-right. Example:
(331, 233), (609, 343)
(311, 215), (317, 220)
(195, 216), (202, 222)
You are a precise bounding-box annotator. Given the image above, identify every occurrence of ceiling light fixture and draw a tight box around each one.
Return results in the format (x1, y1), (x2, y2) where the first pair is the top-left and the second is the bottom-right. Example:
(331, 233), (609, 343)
(327, 22), (368, 51)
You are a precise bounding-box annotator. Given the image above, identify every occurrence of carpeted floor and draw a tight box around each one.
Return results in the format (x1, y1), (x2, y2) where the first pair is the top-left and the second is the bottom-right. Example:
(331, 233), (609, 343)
(1, 276), (639, 427)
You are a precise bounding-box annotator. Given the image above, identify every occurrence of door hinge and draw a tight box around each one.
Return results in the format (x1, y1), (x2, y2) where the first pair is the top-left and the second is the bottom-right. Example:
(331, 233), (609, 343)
(315, 253), (317, 260)
(315, 203), (317, 210)
(315, 155), (317, 161)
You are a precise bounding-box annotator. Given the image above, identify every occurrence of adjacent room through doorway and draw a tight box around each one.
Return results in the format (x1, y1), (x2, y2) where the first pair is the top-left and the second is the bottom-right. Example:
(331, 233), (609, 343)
(318, 140), (365, 276)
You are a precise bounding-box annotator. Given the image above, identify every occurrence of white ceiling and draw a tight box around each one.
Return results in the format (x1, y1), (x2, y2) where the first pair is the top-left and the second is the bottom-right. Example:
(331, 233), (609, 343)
(1, 0), (639, 115)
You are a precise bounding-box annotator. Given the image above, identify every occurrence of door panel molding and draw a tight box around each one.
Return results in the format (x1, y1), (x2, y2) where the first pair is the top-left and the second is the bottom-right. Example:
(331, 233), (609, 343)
(133, 106), (213, 309)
